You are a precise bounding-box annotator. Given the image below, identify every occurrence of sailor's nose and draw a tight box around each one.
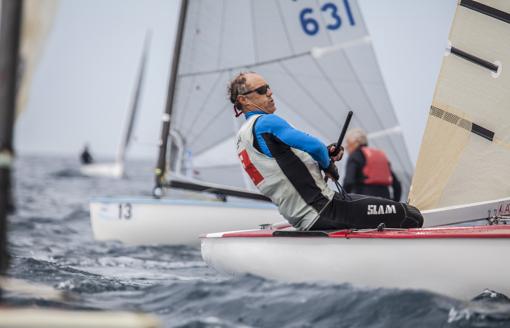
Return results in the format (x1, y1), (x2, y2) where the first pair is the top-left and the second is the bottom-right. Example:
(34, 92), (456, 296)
(267, 88), (272, 97)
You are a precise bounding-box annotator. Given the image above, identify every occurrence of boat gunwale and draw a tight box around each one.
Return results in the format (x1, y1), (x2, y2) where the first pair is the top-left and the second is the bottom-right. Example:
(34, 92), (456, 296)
(89, 196), (277, 209)
(203, 225), (510, 239)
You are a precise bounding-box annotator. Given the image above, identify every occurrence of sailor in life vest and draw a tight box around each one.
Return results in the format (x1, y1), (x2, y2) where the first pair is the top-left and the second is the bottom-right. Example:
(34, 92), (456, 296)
(343, 128), (402, 201)
(228, 72), (423, 231)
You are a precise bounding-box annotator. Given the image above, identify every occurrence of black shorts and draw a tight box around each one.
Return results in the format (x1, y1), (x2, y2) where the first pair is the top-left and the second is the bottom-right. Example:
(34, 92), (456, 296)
(310, 193), (423, 230)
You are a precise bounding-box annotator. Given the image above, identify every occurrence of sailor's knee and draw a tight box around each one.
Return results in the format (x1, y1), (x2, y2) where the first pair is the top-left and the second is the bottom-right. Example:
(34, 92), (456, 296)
(401, 204), (424, 228)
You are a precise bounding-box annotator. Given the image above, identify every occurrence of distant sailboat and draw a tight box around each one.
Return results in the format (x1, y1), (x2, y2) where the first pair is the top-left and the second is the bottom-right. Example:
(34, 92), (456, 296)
(90, 0), (412, 246)
(80, 32), (151, 179)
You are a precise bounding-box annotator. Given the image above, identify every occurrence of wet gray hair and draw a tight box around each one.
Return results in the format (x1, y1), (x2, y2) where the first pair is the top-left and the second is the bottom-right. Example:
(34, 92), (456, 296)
(228, 72), (253, 110)
(346, 128), (368, 146)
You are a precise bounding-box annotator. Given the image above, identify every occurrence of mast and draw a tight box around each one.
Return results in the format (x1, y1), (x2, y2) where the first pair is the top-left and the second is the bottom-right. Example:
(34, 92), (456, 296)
(0, 0), (22, 280)
(116, 31), (152, 166)
(153, 0), (188, 197)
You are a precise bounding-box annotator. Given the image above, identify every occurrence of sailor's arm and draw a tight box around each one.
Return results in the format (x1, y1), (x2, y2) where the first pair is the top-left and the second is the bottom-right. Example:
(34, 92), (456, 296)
(265, 115), (331, 169)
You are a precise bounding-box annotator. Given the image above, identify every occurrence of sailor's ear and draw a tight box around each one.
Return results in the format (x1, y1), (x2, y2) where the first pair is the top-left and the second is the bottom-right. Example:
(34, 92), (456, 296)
(237, 95), (247, 106)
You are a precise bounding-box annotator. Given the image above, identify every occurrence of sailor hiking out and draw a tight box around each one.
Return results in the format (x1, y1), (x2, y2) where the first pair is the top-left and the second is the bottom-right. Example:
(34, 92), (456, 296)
(344, 128), (402, 201)
(80, 144), (94, 165)
(229, 72), (423, 230)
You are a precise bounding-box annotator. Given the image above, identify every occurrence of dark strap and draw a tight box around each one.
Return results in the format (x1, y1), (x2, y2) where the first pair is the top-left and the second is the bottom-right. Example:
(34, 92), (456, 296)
(251, 116), (263, 153)
(273, 230), (328, 237)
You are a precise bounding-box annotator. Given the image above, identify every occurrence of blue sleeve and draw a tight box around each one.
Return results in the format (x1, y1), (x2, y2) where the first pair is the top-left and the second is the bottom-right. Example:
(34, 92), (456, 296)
(255, 114), (330, 169)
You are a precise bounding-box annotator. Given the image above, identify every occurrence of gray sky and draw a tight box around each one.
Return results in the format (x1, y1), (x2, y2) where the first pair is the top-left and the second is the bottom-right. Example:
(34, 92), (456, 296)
(14, 0), (457, 164)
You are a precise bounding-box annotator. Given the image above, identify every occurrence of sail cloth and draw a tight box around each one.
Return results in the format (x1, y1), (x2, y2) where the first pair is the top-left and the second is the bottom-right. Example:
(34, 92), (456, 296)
(169, 0), (413, 194)
(115, 32), (151, 165)
(409, 0), (510, 210)
(16, 0), (59, 117)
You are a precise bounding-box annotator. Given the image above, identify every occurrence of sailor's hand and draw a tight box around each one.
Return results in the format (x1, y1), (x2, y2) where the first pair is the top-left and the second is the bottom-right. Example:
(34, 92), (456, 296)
(327, 144), (344, 162)
(324, 160), (339, 181)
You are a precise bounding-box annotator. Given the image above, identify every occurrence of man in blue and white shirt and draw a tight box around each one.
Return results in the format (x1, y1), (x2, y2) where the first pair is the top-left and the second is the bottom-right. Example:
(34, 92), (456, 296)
(229, 72), (422, 230)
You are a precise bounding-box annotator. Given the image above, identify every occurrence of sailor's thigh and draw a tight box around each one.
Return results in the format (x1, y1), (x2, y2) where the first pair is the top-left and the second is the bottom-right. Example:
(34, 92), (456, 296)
(336, 194), (405, 228)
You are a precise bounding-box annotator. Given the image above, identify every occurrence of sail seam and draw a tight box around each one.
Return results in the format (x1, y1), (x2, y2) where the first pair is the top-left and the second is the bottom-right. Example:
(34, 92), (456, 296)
(179, 52), (311, 78)
(178, 33), (372, 78)
(187, 102), (231, 150)
(217, 0), (225, 68)
(277, 61), (341, 132)
(250, 0), (258, 63)
(307, 55), (378, 154)
(181, 72), (226, 138)
(430, 106), (494, 141)
(276, 1), (296, 54)
(341, 49), (410, 173)
(460, 0), (510, 25)
(450, 47), (498, 72)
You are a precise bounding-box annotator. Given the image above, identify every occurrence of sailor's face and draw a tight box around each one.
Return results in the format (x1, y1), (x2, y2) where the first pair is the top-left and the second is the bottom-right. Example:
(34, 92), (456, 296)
(346, 137), (357, 155)
(243, 73), (275, 114)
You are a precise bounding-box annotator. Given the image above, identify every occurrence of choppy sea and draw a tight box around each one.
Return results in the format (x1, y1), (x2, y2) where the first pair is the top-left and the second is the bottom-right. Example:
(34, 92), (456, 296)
(3, 155), (510, 328)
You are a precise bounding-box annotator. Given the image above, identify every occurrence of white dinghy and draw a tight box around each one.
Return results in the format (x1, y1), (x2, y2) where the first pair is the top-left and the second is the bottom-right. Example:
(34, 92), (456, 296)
(202, 225), (510, 300)
(90, 181), (280, 247)
(90, 0), (415, 246)
(202, 0), (510, 298)
(80, 33), (150, 179)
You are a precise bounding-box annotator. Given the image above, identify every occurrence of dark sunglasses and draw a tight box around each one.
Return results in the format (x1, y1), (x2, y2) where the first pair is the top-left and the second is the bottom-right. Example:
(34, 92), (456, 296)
(241, 84), (270, 96)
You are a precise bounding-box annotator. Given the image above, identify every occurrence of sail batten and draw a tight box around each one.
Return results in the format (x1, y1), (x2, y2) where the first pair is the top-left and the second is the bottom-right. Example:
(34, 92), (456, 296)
(450, 46), (499, 72)
(460, 0), (510, 24)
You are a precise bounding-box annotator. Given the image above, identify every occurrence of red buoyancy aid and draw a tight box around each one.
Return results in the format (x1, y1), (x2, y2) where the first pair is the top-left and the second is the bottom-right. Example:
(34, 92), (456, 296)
(360, 146), (393, 186)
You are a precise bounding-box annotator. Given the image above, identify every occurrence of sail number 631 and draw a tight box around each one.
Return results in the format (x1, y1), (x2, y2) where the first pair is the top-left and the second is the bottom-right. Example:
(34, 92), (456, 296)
(299, 0), (355, 36)
(118, 203), (132, 219)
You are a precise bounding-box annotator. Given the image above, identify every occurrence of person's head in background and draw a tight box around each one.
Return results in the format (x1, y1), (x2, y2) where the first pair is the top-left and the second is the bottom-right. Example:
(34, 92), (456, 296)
(345, 128), (368, 155)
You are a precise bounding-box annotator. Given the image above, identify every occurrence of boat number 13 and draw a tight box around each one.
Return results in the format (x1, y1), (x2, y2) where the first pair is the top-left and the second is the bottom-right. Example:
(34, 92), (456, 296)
(118, 203), (132, 219)
(299, 0), (355, 36)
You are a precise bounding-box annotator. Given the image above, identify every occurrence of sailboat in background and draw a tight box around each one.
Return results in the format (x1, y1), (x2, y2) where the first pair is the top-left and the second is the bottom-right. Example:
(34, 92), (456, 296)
(201, 0), (510, 300)
(80, 32), (151, 179)
(90, 0), (412, 246)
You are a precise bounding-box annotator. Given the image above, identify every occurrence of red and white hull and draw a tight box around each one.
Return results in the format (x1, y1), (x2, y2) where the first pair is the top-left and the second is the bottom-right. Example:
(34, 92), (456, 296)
(201, 225), (510, 299)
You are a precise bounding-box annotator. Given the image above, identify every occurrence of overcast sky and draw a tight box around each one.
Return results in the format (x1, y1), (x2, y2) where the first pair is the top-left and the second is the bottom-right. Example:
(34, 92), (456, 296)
(14, 0), (457, 164)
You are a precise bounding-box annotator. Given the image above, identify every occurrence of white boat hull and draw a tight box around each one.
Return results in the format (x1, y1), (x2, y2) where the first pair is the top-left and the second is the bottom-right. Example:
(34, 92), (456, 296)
(201, 227), (510, 299)
(422, 196), (510, 226)
(80, 162), (124, 178)
(90, 197), (283, 246)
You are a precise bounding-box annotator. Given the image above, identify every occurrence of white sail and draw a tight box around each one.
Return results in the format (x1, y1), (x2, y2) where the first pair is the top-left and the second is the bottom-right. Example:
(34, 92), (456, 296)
(115, 32), (151, 165)
(16, 0), (59, 117)
(165, 0), (413, 194)
(409, 0), (510, 210)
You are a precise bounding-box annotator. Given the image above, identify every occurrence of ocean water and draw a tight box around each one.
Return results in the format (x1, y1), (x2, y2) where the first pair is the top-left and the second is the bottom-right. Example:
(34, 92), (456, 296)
(3, 155), (510, 328)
